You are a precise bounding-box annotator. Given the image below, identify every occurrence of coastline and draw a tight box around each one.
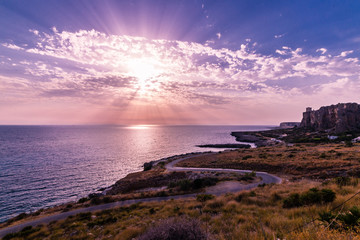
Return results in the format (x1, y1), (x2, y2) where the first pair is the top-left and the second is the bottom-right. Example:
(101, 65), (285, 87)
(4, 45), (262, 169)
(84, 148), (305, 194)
(2, 140), (360, 239)
(1, 125), (276, 223)
(0, 149), (281, 237)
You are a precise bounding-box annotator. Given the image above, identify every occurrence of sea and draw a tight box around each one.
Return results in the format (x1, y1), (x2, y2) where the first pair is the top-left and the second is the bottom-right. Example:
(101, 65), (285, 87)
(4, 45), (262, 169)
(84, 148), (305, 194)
(0, 125), (273, 222)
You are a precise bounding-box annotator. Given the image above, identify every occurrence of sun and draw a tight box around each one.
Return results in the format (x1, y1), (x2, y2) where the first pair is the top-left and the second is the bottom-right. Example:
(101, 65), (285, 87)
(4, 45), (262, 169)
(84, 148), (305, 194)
(126, 58), (162, 92)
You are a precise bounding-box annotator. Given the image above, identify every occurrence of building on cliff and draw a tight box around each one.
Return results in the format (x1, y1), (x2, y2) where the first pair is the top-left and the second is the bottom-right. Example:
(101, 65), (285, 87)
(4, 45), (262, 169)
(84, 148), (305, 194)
(300, 103), (360, 133)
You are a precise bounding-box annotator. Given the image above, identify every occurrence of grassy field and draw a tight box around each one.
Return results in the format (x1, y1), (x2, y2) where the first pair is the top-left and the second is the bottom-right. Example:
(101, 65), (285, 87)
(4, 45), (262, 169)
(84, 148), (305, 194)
(3, 179), (359, 239)
(177, 143), (360, 179)
(2, 143), (360, 239)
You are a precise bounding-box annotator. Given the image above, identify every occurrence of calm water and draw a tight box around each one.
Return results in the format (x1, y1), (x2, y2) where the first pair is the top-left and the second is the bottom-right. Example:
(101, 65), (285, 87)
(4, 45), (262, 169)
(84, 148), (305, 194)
(0, 125), (272, 222)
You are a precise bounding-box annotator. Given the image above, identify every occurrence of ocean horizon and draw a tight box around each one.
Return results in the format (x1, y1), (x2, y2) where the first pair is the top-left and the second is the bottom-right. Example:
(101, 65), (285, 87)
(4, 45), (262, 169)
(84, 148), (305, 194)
(0, 125), (274, 222)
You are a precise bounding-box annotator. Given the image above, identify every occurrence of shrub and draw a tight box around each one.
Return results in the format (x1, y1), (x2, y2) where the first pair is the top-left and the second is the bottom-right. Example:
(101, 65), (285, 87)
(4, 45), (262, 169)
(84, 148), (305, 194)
(240, 171), (257, 181)
(143, 162), (153, 171)
(196, 194), (214, 202)
(300, 188), (322, 205)
(78, 197), (89, 203)
(283, 188), (336, 208)
(283, 193), (301, 208)
(319, 206), (360, 231)
(320, 189), (336, 203)
(169, 178), (218, 191)
(345, 141), (354, 147)
(102, 196), (113, 203)
(242, 155), (252, 160)
(193, 178), (218, 189)
(90, 197), (103, 205)
(179, 179), (192, 191)
(235, 193), (244, 202)
(338, 206), (360, 230)
(336, 152), (343, 157)
(206, 200), (224, 209)
(76, 212), (92, 221)
(156, 191), (168, 197)
(335, 176), (351, 188)
(259, 153), (267, 159)
(3, 226), (41, 240)
(137, 217), (209, 240)
(270, 193), (282, 202)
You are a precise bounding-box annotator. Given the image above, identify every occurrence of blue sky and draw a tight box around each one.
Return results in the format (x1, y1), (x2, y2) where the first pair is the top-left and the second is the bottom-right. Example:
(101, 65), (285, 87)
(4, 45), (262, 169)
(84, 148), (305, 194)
(1, 0), (360, 124)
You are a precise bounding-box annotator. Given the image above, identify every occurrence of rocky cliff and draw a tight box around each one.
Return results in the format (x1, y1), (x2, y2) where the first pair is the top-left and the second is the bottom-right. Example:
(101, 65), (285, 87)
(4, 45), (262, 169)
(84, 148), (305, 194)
(300, 103), (360, 133)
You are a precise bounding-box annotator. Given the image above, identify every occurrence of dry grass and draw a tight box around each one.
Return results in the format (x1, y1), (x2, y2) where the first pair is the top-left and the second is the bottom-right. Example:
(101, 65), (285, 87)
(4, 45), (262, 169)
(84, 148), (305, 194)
(3, 143), (360, 239)
(4, 179), (360, 240)
(177, 143), (360, 179)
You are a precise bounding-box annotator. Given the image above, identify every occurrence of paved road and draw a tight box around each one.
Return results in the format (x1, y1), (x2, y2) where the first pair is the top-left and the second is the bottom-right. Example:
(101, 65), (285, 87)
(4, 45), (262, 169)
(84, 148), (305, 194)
(166, 153), (282, 193)
(0, 153), (281, 238)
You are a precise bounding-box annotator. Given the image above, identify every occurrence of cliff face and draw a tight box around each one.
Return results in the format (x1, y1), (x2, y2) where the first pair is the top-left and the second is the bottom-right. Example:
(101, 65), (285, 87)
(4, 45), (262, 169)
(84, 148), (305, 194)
(300, 103), (360, 133)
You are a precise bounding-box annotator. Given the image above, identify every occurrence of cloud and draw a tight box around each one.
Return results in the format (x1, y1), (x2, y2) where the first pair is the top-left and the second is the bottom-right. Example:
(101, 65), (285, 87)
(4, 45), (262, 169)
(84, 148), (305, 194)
(274, 33), (285, 39)
(340, 50), (353, 57)
(1, 43), (24, 51)
(316, 48), (327, 54)
(29, 29), (39, 35)
(2, 28), (360, 124)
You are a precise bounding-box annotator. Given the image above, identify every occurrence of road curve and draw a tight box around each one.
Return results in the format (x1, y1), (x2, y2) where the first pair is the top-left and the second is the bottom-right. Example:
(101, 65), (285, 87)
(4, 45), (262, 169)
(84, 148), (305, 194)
(0, 152), (281, 238)
(166, 153), (282, 193)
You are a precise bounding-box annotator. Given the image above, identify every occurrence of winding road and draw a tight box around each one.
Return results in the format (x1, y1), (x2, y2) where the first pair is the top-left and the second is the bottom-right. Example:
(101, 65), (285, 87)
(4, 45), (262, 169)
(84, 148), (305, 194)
(0, 153), (281, 238)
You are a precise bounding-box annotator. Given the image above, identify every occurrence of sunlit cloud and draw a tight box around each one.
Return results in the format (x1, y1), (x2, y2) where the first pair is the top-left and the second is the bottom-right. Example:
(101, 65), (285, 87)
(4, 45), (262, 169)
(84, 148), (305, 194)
(1, 28), (360, 124)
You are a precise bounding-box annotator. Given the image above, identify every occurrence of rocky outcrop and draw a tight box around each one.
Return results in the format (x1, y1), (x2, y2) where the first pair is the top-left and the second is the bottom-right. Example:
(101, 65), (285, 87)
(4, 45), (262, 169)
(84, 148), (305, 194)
(300, 103), (360, 133)
(279, 122), (301, 128)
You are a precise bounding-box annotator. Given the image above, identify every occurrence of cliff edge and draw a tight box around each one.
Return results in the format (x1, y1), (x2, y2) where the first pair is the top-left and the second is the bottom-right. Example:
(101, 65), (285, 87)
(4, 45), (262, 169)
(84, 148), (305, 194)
(300, 103), (360, 133)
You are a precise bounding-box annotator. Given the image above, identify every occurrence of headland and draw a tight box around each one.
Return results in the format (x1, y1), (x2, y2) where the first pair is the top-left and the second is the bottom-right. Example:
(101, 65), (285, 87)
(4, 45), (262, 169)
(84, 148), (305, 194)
(1, 103), (360, 239)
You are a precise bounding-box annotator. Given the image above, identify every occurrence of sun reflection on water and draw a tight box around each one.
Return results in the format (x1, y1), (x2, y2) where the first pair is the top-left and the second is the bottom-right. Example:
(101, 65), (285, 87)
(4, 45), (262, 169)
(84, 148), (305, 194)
(125, 125), (155, 130)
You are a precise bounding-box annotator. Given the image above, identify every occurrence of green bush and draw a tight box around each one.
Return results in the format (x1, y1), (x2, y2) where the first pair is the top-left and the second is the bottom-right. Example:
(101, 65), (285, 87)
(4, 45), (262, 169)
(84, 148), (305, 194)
(179, 179), (192, 191)
(338, 206), (360, 230)
(169, 178), (218, 191)
(320, 189), (336, 203)
(240, 171), (256, 181)
(196, 194), (214, 202)
(335, 176), (352, 188)
(283, 193), (301, 208)
(283, 188), (335, 208)
(78, 197), (89, 203)
(319, 206), (360, 231)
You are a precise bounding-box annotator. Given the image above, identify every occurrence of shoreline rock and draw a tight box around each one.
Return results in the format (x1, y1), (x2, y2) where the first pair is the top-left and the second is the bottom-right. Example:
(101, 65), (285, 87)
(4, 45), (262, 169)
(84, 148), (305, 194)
(196, 144), (251, 148)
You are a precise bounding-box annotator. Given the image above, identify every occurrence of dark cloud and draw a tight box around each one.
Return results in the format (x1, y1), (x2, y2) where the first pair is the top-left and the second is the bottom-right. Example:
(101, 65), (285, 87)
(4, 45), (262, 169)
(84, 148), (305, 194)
(189, 93), (230, 105)
(83, 76), (136, 90)
(40, 89), (81, 97)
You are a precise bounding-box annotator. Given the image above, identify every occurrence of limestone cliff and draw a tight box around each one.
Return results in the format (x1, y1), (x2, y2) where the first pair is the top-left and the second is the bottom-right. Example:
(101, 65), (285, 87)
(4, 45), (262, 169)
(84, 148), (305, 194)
(300, 103), (360, 133)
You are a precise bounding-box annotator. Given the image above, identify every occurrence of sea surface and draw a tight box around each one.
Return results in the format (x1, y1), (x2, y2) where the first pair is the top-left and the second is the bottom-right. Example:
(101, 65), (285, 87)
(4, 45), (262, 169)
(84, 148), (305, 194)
(0, 125), (273, 222)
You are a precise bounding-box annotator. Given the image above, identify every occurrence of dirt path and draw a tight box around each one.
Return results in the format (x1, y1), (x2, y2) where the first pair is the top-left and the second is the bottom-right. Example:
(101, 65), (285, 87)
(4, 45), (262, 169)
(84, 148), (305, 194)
(0, 153), (282, 238)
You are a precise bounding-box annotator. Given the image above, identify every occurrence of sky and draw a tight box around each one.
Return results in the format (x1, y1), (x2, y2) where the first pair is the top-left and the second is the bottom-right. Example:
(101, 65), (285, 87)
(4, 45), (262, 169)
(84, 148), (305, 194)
(1, 0), (360, 125)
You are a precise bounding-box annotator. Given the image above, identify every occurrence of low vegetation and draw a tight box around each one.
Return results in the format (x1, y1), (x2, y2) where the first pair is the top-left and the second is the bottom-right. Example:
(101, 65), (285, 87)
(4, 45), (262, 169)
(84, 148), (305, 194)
(282, 188), (336, 208)
(137, 217), (209, 240)
(177, 143), (360, 179)
(3, 142), (360, 239)
(3, 178), (360, 240)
